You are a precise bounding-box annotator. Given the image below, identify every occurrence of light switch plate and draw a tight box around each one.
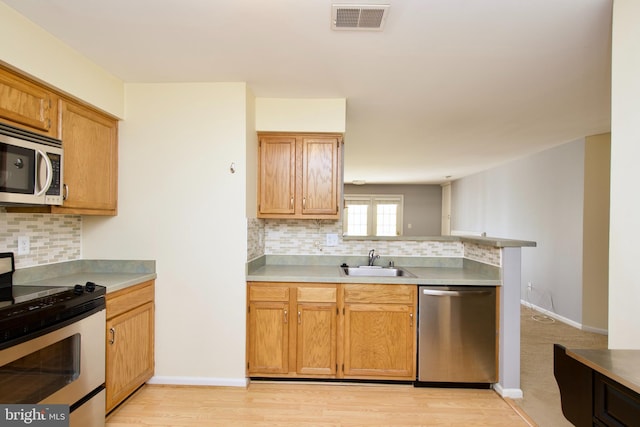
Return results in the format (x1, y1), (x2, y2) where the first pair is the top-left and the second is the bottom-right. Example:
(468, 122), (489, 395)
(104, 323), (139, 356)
(326, 233), (339, 246)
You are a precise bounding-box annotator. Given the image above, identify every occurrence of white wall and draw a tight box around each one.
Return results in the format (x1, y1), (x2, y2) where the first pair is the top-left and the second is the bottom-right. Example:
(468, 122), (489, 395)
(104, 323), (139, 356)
(609, 0), (640, 349)
(82, 83), (251, 384)
(255, 98), (346, 132)
(452, 140), (587, 323)
(0, 2), (124, 117)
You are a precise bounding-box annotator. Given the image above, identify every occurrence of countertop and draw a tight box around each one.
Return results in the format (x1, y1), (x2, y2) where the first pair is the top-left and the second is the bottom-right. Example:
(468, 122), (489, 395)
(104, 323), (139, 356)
(568, 348), (640, 395)
(246, 256), (501, 286)
(13, 259), (156, 294)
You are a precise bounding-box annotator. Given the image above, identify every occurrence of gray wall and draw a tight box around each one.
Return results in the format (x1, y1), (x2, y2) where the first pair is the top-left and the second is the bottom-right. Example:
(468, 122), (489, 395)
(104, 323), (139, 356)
(451, 139), (587, 324)
(344, 184), (442, 236)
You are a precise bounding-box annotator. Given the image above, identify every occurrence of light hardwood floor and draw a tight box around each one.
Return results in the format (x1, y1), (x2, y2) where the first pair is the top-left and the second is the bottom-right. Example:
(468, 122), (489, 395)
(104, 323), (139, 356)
(106, 382), (531, 426)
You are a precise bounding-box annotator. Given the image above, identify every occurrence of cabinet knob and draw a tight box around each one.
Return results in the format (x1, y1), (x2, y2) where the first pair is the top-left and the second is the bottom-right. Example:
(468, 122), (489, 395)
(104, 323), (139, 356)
(109, 327), (116, 345)
(284, 309), (288, 324)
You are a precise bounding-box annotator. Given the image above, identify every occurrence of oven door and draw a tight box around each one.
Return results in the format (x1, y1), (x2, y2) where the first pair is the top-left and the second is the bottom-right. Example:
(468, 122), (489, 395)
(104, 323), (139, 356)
(0, 309), (105, 424)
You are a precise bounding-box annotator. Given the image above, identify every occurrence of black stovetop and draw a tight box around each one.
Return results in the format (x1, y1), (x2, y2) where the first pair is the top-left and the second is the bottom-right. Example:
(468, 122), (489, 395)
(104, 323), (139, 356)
(0, 282), (106, 349)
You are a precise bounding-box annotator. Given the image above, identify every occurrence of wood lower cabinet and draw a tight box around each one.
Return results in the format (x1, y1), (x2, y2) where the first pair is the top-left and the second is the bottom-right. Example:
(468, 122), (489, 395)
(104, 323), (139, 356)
(105, 280), (155, 413)
(342, 284), (416, 380)
(0, 66), (59, 137)
(257, 133), (342, 220)
(247, 282), (337, 378)
(246, 282), (417, 381)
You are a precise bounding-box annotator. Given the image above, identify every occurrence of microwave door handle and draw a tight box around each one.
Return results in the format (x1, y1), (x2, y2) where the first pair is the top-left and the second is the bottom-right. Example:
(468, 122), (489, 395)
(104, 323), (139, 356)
(34, 149), (53, 197)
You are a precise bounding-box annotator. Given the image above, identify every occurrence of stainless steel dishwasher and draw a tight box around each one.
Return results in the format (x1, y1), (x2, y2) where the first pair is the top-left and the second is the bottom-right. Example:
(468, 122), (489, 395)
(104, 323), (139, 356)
(417, 286), (497, 384)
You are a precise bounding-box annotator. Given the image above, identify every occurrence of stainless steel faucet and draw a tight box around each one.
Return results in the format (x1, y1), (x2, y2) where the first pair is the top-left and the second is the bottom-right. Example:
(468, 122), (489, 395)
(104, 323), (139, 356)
(368, 249), (380, 266)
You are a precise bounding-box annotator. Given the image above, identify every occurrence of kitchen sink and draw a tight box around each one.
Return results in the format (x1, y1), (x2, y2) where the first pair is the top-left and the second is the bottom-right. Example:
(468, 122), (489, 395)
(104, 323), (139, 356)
(340, 265), (416, 278)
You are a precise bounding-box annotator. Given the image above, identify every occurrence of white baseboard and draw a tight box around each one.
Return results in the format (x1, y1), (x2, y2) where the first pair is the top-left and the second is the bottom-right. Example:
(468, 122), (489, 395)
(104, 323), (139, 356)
(520, 300), (608, 335)
(581, 324), (608, 335)
(493, 383), (523, 399)
(148, 376), (248, 387)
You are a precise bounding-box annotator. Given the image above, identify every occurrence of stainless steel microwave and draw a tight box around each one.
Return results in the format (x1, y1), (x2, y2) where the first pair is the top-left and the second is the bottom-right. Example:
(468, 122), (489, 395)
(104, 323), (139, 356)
(0, 123), (63, 206)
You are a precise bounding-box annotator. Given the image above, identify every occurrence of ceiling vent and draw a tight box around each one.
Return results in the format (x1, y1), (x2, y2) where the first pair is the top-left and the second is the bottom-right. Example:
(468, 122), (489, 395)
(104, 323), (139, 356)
(331, 4), (390, 31)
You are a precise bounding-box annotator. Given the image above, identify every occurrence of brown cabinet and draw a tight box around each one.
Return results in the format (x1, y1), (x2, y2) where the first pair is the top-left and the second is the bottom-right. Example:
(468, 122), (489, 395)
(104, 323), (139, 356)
(342, 284), (416, 380)
(554, 345), (640, 427)
(105, 281), (155, 413)
(0, 66), (59, 138)
(247, 282), (338, 378)
(1, 65), (118, 216)
(257, 133), (342, 219)
(55, 99), (118, 215)
(246, 282), (417, 381)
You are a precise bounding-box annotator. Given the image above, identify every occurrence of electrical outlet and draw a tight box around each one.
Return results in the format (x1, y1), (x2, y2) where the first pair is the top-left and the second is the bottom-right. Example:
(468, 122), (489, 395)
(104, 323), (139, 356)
(527, 282), (532, 291)
(18, 236), (30, 255)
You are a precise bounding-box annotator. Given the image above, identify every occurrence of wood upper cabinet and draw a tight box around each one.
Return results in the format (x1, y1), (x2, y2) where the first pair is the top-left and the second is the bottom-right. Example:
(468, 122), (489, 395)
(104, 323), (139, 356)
(342, 284), (416, 380)
(106, 281), (155, 413)
(258, 133), (342, 219)
(247, 282), (338, 378)
(1, 66), (119, 216)
(0, 66), (59, 138)
(56, 99), (118, 215)
(258, 136), (296, 215)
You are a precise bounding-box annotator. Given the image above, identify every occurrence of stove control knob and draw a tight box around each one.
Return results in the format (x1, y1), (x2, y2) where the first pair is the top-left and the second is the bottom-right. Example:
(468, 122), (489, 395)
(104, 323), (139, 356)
(85, 281), (96, 292)
(73, 284), (84, 295)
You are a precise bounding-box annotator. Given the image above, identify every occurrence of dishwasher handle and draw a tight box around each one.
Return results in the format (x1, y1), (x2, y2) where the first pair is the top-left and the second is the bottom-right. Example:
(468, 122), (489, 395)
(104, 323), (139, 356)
(421, 289), (492, 297)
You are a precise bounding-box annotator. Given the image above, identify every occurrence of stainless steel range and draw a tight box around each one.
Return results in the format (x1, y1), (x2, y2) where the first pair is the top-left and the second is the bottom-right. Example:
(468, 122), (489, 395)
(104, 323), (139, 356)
(0, 252), (106, 427)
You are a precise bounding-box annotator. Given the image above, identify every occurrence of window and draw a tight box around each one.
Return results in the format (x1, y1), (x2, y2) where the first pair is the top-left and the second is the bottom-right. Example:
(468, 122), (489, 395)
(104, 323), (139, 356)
(343, 194), (403, 236)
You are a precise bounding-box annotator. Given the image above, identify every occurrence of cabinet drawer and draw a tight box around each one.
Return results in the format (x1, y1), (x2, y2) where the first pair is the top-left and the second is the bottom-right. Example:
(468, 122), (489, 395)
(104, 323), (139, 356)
(297, 286), (336, 303)
(249, 285), (290, 302)
(106, 280), (155, 319)
(343, 284), (415, 304)
(594, 372), (640, 427)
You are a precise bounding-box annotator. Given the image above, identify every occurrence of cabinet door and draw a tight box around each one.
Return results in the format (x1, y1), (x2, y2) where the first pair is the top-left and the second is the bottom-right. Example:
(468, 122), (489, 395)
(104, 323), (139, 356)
(301, 136), (339, 216)
(296, 303), (337, 376)
(58, 99), (118, 214)
(0, 68), (58, 137)
(343, 303), (415, 379)
(258, 136), (296, 215)
(106, 301), (154, 412)
(247, 301), (290, 374)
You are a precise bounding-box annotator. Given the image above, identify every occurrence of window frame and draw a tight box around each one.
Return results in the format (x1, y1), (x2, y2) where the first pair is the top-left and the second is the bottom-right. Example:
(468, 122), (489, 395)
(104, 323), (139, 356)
(343, 194), (404, 236)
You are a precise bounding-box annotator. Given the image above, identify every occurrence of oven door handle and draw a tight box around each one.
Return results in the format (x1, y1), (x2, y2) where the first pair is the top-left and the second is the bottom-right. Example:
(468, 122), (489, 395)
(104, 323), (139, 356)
(109, 327), (116, 345)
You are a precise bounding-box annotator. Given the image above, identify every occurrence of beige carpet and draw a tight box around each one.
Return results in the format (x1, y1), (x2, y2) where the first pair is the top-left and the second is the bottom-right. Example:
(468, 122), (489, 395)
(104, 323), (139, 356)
(514, 305), (608, 427)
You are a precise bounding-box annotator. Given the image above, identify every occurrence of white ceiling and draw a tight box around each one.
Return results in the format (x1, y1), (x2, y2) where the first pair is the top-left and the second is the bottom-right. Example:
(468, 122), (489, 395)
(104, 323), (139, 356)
(3, 0), (612, 184)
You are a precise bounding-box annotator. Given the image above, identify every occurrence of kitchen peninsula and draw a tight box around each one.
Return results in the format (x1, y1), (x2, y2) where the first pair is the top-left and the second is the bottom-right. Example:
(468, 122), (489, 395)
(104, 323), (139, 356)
(246, 235), (535, 398)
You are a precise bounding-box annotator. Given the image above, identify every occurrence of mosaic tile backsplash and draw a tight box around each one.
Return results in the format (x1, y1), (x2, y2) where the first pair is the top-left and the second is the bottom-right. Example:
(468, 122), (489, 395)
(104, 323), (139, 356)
(464, 242), (501, 266)
(247, 218), (502, 266)
(2, 212), (499, 271)
(0, 209), (81, 269)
